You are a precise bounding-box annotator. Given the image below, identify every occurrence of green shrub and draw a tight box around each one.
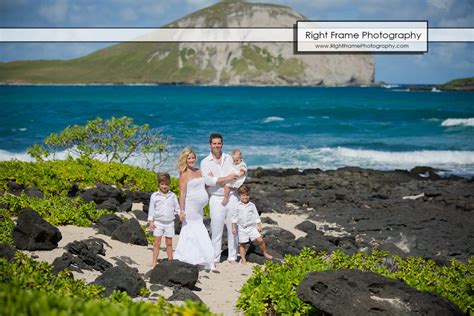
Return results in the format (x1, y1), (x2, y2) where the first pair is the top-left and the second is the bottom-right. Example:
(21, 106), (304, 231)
(0, 253), (216, 316)
(0, 194), (110, 227)
(1, 252), (105, 299)
(0, 158), (179, 196)
(0, 285), (215, 316)
(237, 249), (473, 314)
(0, 209), (15, 246)
(27, 116), (170, 168)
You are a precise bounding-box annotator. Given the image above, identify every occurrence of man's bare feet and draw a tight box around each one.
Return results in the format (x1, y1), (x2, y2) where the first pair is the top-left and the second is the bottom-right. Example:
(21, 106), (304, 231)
(263, 252), (273, 260)
(221, 196), (229, 205)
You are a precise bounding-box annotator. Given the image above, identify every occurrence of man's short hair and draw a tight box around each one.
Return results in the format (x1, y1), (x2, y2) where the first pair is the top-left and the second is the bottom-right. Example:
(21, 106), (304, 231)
(209, 133), (223, 144)
(238, 185), (250, 195)
(157, 172), (171, 184)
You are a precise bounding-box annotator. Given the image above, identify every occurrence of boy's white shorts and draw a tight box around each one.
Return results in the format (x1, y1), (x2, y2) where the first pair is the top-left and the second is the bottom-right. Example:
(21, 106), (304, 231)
(152, 220), (174, 237)
(237, 225), (261, 243)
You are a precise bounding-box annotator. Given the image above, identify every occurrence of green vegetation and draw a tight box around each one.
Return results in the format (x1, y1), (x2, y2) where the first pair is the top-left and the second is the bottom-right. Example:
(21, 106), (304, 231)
(277, 58), (304, 80)
(0, 194), (109, 227)
(0, 158), (171, 195)
(28, 117), (170, 170)
(439, 77), (474, 91)
(0, 253), (215, 315)
(237, 249), (473, 314)
(0, 209), (15, 246)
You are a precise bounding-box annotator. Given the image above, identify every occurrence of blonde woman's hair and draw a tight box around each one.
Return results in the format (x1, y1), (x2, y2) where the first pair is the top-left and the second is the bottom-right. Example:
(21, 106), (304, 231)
(177, 147), (196, 175)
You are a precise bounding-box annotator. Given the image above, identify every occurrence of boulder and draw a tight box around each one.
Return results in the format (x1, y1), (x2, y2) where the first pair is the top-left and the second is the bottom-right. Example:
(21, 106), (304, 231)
(297, 269), (463, 315)
(168, 287), (203, 303)
(96, 214), (123, 236)
(111, 218), (148, 246)
(13, 208), (62, 250)
(260, 216), (278, 225)
(52, 252), (81, 275)
(150, 260), (199, 289)
(67, 183), (80, 197)
(24, 187), (44, 198)
(94, 266), (146, 297)
(7, 181), (24, 195)
(262, 227), (300, 256)
(96, 198), (120, 212)
(295, 220), (317, 233)
(118, 199), (133, 213)
(132, 210), (148, 221)
(63, 239), (112, 272)
(0, 243), (17, 261)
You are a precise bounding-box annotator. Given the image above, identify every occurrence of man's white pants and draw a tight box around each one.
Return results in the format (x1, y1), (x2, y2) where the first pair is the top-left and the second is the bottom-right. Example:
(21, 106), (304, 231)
(209, 194), (239, 262)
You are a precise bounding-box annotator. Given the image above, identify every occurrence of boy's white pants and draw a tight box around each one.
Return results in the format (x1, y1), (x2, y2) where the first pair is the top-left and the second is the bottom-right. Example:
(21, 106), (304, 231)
(209, 194), (239, 262)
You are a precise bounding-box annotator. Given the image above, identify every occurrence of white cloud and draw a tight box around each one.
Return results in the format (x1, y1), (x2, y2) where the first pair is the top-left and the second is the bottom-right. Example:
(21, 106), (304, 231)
(38, 0), (68, 23)
(120, 8), (138, 21)
(427, 0), (453, 10)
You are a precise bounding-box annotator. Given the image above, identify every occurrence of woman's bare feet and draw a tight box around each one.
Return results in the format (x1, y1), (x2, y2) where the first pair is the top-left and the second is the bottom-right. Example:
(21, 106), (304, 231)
(239, 258), (247, 264)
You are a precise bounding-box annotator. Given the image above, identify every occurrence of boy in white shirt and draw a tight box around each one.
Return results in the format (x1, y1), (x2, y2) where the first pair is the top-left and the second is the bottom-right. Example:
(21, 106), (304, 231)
(147, 173), (180, 266)
(231, 185), (273, 263)
(222, 149), (247, 206)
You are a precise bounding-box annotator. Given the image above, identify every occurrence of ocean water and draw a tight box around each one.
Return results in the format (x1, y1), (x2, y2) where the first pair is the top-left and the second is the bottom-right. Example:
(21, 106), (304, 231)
(0, 85), (473, 176)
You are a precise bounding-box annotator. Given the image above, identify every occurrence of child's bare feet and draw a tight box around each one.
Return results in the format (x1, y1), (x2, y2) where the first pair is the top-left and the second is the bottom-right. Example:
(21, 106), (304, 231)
(149, 261), (157, 267)
(221, 196), (229, 206)
(263, 252), (273, 260)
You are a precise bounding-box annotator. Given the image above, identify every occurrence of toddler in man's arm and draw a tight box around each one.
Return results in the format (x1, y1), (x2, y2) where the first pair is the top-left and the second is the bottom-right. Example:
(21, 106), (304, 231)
(222, 149), (247, 205)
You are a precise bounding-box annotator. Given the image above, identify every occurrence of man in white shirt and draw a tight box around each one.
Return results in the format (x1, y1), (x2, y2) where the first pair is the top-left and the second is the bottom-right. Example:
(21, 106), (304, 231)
(201, 133), (240, 263)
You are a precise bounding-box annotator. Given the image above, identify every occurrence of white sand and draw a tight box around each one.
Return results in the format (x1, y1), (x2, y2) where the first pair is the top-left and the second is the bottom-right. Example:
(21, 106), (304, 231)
(23, 211), (336, 315)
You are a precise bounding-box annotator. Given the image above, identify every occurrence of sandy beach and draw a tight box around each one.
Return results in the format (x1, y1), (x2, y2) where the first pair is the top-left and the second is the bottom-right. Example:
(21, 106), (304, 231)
(24, 211), (313, 315)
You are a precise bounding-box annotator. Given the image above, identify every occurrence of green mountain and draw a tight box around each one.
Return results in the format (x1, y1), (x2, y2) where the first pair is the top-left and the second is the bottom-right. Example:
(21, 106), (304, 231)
(0, 1), (374, 86)
(438, 77), (474, 91)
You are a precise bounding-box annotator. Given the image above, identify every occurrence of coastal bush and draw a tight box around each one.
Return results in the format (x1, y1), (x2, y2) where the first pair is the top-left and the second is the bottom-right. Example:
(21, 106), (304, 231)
(1, 252), (105, 299)
(0, 209), (15, 246)
(0, 194), (110, 227)
(0, 253), (216, 316)
(27, 116), (171, 169)
(0, 158), (179, 195)
(0, 285), (215, 316)
(237, 249), (473, 314)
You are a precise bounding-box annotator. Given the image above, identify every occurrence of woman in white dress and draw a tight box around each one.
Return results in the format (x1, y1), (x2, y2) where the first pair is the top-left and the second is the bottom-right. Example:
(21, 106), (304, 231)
(174, 147), (215, 270)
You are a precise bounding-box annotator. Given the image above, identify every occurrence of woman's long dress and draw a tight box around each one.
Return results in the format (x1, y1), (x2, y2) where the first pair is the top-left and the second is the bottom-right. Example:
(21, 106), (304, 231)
(174, 177), (215, 270)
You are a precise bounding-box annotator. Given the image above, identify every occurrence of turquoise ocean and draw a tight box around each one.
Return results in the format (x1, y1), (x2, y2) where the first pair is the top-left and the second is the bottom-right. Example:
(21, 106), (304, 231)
(1, 85), (473, 176)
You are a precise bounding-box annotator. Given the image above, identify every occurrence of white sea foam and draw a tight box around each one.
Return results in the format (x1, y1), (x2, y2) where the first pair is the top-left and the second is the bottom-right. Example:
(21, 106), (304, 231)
(18, 128), (28, 132)
(2, 147), (474, 177)
(382, 84), (400, 89)
(263, 116), (284, 123)
(441, 118), (474, 127)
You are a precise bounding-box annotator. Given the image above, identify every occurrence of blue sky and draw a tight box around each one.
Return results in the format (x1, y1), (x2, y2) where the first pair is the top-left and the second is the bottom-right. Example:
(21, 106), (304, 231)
(0, 0), (473, 84)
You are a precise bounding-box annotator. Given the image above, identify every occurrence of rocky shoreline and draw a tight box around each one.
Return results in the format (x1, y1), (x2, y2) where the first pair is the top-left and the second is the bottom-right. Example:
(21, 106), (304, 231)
(2, 165), (472, 314)
(247, 166), (473, 264)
